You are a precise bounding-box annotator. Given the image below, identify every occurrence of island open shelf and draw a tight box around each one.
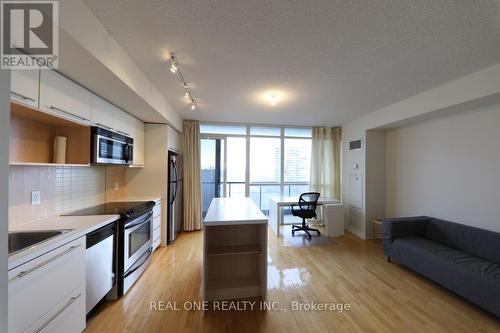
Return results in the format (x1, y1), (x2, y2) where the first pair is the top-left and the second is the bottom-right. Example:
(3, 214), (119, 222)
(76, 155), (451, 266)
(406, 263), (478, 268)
(202, 198), (268, 303)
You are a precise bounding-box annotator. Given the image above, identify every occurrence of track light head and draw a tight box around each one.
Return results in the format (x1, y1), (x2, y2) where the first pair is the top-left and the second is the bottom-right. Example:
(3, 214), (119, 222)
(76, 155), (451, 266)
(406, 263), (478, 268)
(169, 52), (198, 110)
(169, 53), (178, 73)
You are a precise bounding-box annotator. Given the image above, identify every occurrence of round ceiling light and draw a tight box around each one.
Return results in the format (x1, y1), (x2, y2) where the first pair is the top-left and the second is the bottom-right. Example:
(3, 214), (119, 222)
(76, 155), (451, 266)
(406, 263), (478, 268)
(253, 88), (293, 108)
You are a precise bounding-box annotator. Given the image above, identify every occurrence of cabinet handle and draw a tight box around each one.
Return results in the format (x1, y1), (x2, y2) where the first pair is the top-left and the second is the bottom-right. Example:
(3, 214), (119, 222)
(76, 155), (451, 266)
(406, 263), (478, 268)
(11, 91), (36, 102)
(16, 244), (82, 279)
(95, 122), (113, 130)
(50, 105), (89, 122)
(34, 293), (82, 333)
(116, 130), (129, 136)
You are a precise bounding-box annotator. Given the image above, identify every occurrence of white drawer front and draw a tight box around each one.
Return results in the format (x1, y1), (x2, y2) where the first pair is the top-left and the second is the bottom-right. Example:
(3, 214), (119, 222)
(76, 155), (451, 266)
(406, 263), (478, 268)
(153, 237), (161, 251)
(27, 285), (85, 333)
(153, 215), (161, 230)
(153, 203), (161, 218)
(153, 224), (161, 240)
(152, 222), (161, 251)
(8, 237), (85, 333)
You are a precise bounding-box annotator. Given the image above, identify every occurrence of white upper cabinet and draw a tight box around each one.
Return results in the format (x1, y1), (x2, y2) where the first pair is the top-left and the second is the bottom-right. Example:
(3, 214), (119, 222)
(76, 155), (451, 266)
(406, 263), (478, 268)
(113, 106), (131, 136)
(168, 126), (182, 152)
(91, 95), (131, 136)
(129, 116), (145, 166)
(90, 94), (115, 130)
(11, 69), (39, 108)
(39, 70), (91, 124)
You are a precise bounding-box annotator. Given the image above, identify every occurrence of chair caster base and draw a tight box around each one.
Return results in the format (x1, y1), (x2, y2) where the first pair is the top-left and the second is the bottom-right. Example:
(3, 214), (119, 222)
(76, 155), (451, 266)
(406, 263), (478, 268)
(291, 225), (320, 240)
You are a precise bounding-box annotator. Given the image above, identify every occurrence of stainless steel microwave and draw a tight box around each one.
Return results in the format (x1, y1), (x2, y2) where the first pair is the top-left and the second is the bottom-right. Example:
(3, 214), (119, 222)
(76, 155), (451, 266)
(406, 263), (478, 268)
(91, 126), (134, 165)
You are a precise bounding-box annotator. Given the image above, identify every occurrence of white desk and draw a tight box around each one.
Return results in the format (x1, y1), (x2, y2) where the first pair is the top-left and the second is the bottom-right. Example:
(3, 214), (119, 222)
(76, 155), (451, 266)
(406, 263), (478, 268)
(268, 196), (340, 237)
(202, 197), (267, 302)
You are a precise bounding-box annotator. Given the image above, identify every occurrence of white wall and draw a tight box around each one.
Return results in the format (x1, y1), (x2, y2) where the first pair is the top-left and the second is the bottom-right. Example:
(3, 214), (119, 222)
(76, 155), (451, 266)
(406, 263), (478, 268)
(365, 131), (385, 238)
(385, 103), (500, 232)
(126, 124), (169, 244)
(0, 70), (10, 333)
(342, 63), (500, 238)
(59, 0), (183, 131)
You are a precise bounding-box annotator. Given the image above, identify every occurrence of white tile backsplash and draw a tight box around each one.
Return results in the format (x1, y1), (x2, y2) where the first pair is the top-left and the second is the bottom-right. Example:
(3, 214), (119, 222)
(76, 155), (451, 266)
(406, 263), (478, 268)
(10, 165), (107, 226)
(55, 166), (105, 215)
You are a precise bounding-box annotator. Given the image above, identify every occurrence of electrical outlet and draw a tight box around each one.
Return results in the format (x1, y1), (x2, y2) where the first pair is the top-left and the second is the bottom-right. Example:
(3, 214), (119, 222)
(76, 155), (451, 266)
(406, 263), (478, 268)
(31, 191), (41, 205)
(114, 182), (119, 190)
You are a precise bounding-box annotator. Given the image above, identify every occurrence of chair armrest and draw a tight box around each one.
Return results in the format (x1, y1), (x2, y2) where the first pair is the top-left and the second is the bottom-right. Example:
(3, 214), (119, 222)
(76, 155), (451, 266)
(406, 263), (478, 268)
(382, 216), (430, 256)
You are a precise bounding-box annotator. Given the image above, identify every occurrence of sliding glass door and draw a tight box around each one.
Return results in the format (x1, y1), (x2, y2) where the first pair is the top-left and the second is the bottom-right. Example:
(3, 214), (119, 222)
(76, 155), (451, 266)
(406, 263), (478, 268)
(226, 137), (246, 197)
(200, 134), (247, 216)
(249, 133), (281, 214)
(201, 138), (224, 216)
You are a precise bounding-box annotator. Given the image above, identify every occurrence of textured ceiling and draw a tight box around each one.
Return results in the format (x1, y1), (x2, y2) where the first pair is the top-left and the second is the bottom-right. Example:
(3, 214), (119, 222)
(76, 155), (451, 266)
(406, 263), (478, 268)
(82, 0), (500, 126)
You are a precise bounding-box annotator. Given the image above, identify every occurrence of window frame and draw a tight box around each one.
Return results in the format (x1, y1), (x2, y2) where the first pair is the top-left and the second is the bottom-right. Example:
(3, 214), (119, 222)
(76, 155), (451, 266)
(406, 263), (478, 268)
(200, 123), (312, 208)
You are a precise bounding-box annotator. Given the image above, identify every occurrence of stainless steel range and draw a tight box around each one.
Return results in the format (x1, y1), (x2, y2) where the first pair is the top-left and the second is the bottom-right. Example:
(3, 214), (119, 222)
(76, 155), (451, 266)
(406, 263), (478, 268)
(121, 206), (154, 294)
(66, 201), (156, 299)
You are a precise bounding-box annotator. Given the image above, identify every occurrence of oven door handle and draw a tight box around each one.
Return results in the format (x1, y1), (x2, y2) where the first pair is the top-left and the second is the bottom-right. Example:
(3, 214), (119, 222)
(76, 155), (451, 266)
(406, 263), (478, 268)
(124, 212), (153, 230)
(123, 247), (152, 278)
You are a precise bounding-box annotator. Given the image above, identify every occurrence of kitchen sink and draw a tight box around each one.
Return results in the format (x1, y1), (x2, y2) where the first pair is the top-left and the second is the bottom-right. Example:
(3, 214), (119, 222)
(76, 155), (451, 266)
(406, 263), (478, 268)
(8, 229), (73, 255)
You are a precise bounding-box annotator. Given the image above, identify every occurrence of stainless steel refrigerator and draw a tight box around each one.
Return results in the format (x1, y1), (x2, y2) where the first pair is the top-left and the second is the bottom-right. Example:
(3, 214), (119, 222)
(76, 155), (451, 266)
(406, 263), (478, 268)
(168, 150), (183, 243)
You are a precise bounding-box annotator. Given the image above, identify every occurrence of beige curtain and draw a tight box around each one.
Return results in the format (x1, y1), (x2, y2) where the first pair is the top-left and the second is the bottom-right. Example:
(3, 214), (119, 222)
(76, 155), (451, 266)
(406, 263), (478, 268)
(182, 120), (202, 231)
(310, 127), (342, 199)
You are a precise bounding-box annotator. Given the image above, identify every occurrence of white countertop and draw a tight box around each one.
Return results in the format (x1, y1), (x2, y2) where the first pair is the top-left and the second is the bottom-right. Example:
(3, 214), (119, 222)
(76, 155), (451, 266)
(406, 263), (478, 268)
(203, 197), (267, 226)
(111, 196), (162, 204)
(8, 214), (120, 270)
(269, 196), (340, 205)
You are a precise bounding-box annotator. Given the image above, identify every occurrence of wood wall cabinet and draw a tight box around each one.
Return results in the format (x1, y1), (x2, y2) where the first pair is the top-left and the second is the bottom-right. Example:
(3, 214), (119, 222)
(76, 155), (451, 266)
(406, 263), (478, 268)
(129, 116), (145, 166)
(10, 103), (90, 166)
(11, 69), (39, 108)
(10, 67), (145, 167)
(8, 237), (86, 333)
(39, 70), (92, 125)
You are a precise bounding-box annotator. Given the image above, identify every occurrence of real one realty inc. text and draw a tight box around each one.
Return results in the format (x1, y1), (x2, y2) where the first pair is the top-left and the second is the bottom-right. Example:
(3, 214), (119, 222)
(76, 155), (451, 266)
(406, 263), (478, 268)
(150, 300), (352, 312)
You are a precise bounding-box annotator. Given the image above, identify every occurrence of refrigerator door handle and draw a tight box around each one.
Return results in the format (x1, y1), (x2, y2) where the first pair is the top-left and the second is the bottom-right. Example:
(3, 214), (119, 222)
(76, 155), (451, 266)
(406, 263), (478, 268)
(171, 182), (177, 205)
(172, 160), (178, 182)
(171, 159), (179, 204)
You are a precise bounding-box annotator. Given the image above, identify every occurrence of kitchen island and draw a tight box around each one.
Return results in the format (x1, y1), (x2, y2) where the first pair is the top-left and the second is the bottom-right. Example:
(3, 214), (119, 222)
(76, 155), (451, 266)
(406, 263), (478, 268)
(202, 197), (268, 302)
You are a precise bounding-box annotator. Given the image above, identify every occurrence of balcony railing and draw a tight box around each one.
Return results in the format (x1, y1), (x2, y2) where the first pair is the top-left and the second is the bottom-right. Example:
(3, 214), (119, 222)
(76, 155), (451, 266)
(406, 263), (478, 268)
(201, 181), (310, 214)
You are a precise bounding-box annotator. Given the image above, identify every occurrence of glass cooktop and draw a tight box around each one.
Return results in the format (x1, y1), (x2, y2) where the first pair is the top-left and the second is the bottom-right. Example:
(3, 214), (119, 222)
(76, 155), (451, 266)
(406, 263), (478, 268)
(65, 201), (155, 219)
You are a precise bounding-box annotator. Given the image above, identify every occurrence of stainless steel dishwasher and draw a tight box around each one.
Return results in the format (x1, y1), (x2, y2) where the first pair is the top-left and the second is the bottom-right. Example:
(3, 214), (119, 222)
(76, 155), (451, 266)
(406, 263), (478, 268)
(86, 221), (116, 316)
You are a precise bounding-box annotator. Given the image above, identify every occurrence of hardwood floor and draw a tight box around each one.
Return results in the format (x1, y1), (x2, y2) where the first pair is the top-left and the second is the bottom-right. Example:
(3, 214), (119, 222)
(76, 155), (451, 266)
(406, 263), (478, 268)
(86, 230), (500, 333)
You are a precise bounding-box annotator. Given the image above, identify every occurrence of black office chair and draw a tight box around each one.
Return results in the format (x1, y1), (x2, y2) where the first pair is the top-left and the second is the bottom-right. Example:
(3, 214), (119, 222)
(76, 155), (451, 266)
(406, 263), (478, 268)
(291, 192), (321, 240)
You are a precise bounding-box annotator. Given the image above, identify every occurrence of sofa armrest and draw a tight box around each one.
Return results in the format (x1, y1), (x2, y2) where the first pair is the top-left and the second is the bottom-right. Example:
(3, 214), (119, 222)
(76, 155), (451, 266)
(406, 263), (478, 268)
(382, 216), (430, 256)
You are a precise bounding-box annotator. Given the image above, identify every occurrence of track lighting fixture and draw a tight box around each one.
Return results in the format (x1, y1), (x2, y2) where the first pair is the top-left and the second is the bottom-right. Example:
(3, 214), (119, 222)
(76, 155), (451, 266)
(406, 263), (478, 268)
(169, 53), (197, 110)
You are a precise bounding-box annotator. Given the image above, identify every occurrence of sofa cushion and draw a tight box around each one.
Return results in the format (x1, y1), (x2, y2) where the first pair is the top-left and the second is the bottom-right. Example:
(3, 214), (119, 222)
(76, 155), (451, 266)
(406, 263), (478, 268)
(391, 237), (500, 317)
(425, 218), (500, 265)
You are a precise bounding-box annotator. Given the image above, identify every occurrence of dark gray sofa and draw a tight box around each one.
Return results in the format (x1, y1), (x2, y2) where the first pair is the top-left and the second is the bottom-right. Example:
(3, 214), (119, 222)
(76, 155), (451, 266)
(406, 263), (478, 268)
(382, 216), (500, 317)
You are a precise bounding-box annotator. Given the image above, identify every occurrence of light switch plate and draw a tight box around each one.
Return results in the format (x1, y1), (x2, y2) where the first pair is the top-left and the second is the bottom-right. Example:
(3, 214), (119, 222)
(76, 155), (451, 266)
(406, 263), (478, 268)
(31, 191), (41, 205)
(114, 182), (119, 190)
